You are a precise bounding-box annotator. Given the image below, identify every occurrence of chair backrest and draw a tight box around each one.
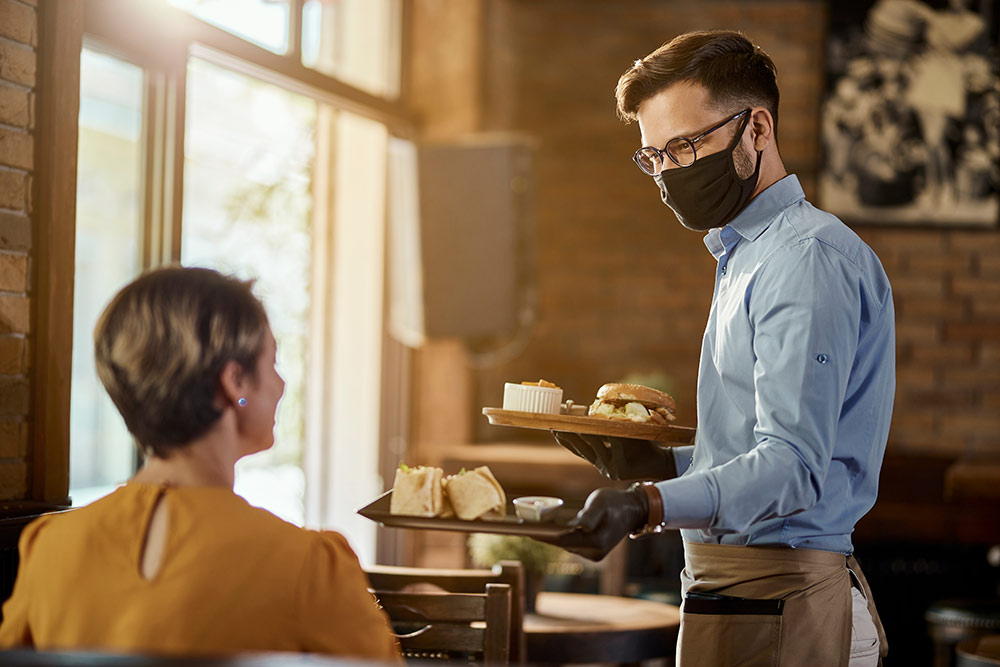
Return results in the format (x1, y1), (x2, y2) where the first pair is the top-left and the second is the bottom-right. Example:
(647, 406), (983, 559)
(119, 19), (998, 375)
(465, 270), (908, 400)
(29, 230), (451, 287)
(365, 561), (525, 664)
(957, 635), (1000, 667)
(373, 583), (511, 665)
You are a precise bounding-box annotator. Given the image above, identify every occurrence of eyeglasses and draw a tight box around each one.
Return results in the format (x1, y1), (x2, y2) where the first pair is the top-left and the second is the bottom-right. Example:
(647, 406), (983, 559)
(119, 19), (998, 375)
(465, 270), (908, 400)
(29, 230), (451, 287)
(633, 108), (751, 175)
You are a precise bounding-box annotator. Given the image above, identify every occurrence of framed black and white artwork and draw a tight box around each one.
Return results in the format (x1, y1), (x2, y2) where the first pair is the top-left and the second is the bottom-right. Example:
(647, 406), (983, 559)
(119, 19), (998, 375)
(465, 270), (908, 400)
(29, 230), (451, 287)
(820, 0), (999, 227)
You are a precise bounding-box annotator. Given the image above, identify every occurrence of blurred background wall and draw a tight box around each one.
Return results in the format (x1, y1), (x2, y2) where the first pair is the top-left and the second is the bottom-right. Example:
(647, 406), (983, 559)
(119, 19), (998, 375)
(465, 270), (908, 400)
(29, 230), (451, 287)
(0, 0), (36, 500)
(404, 4), (1000, 663)
(409, 0), (1000, 461)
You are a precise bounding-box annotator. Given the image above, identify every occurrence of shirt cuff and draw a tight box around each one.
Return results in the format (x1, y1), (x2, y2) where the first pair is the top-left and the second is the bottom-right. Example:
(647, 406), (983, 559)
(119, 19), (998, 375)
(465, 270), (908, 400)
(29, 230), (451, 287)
(655, 473), (715, 528)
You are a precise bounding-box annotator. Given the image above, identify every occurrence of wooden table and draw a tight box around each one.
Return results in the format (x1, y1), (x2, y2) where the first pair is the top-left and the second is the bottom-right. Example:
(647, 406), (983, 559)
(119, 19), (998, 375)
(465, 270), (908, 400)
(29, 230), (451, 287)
(524, 591), (680, 664)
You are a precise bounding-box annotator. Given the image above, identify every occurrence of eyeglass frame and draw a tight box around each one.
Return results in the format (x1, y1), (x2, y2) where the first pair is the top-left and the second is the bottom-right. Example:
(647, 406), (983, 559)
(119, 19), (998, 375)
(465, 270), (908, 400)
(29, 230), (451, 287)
(633, 108), (751, 175)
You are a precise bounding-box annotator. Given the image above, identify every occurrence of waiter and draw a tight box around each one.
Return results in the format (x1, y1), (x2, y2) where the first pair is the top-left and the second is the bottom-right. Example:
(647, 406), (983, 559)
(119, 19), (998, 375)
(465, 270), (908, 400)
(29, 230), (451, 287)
(551, 30), (894, 667)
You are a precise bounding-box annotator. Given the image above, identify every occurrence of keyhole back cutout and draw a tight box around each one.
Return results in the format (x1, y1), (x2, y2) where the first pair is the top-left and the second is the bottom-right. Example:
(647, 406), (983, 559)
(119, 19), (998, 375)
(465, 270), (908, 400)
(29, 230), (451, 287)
(140, 492), (170, 582)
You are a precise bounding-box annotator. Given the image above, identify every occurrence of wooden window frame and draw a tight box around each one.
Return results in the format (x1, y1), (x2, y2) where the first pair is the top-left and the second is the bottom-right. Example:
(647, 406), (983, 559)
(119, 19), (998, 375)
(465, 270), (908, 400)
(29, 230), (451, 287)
(83, 0), (410, 131)
(32, 0), (414, 509)
(32, 2), (83, 504)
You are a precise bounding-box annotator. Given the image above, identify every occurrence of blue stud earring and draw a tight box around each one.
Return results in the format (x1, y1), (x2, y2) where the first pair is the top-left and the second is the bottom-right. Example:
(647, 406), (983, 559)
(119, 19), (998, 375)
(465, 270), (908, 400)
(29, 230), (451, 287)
(237, 397), (247, 407)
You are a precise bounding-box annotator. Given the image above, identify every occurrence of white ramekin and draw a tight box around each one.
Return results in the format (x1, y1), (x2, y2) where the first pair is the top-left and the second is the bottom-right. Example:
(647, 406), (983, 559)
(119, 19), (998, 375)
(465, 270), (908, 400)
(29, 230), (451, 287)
(513, 496), (564, 522)
(502, 382), (563, 414)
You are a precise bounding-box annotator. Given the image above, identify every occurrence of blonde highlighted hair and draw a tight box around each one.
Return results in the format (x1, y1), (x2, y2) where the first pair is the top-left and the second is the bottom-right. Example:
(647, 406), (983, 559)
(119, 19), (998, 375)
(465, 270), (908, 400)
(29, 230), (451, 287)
(94, 266), (270, 458)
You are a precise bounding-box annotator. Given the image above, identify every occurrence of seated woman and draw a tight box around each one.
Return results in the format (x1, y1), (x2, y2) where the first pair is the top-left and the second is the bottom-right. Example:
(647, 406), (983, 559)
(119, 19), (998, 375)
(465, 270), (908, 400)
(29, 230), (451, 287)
(0, 266), (400, 661)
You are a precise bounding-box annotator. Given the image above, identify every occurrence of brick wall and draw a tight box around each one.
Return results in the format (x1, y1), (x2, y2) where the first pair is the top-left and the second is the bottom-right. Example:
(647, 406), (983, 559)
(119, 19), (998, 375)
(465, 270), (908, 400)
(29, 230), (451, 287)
(857, 229), (1000, 456)
(0, 0), (35, 500)
(466, 0), (1000, 460)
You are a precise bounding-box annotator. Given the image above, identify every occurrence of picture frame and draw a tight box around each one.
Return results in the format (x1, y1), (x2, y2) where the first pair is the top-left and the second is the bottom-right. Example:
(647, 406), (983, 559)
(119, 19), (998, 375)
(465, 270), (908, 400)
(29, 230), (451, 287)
(819, 0), (999, 227)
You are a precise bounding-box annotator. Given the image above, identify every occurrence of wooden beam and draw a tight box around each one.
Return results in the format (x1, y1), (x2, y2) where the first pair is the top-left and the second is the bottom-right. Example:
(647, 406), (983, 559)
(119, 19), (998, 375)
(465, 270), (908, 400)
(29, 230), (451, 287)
(289, 0), (304, 65)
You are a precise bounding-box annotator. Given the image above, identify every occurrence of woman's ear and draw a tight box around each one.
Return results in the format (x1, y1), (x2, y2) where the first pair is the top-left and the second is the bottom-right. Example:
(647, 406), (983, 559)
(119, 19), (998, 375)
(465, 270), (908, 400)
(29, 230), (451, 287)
(217, 360), (246, 409)
(750, 108), (774, 152)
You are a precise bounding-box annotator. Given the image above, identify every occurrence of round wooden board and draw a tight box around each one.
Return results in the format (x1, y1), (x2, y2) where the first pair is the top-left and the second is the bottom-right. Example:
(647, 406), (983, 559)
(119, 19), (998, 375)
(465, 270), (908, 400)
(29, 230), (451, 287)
(482, 408), (695, 444)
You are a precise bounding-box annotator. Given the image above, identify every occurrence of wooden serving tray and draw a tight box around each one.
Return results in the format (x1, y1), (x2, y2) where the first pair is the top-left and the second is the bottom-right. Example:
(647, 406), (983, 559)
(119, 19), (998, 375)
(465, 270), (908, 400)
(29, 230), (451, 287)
(482, 408), (696, 445)
(357, 491), (581, 538)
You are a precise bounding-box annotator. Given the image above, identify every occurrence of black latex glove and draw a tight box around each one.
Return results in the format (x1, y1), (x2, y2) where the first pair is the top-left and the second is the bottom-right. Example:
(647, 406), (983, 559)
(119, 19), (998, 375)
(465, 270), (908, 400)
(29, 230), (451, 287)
(551, 431), (677, 481)
(547, 486), (648, 561)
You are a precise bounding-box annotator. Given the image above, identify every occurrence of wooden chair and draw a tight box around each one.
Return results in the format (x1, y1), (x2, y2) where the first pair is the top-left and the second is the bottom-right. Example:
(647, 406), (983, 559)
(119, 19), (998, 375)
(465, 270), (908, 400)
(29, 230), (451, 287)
(365, 561), (526, 664)
(373, 583), (511, 665)
(957, 635), (1000, 667)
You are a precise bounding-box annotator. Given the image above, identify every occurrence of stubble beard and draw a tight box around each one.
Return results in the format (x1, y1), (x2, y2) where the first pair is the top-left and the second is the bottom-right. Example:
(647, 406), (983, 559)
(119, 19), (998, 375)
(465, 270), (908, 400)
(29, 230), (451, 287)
(733, 139), (756, 180)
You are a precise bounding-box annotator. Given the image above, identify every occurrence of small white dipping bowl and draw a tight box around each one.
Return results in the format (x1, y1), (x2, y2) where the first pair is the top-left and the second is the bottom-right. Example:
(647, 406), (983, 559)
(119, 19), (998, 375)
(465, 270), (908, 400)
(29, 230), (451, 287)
(502, 383), (563, 414)
(513, 496), (564, 522)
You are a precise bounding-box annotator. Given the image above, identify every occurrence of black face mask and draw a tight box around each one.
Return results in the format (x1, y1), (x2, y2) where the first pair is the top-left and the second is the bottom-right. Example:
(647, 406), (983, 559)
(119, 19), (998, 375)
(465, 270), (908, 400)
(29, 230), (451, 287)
(653, 117), (762, 232)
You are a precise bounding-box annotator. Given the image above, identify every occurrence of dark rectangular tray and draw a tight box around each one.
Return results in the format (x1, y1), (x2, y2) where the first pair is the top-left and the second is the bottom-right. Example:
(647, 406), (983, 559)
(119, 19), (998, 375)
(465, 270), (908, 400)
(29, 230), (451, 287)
(357, 490), (582, 539)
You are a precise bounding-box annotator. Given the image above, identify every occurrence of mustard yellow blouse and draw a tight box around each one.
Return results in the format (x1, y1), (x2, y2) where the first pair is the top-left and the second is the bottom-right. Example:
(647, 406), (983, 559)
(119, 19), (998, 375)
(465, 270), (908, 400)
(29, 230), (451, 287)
(0, 483), (400, 661)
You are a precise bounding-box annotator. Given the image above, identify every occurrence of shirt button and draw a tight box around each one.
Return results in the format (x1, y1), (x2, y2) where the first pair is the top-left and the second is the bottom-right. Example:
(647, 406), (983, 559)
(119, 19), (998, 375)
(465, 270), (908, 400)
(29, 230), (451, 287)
(816, 354), (829, 364)
(721, 265), (727, 275)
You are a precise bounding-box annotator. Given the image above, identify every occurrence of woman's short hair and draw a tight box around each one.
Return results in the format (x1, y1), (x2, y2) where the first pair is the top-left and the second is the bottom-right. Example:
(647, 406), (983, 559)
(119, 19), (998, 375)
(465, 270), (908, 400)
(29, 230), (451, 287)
(94, 266), (270, 458)
(615, 30), (780, 132)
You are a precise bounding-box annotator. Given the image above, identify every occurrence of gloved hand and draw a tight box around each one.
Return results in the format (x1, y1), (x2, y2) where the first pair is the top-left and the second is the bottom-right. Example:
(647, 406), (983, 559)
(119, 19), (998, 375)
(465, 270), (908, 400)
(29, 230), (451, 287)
(548, 486), (649, 561)
(550, 431), (677, 481)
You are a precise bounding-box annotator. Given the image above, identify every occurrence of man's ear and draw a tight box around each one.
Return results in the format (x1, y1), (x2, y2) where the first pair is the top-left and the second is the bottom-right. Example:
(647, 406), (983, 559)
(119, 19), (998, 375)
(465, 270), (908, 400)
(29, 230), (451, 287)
(217, 360), (246, 409)
(750, 108), (775, 151)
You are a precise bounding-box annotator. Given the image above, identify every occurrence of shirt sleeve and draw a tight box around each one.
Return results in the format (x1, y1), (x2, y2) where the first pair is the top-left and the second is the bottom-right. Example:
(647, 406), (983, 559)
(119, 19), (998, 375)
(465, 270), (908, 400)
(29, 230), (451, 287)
(657, 239), (861, 533)
(0, 517), (50, 648)
(671, 446), (695, 476)
(295, 531), (401, 662)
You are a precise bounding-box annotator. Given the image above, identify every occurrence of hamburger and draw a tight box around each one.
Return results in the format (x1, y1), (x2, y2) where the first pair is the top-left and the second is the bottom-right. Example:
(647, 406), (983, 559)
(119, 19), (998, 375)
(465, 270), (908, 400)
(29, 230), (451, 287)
(588, 383), (676, 424)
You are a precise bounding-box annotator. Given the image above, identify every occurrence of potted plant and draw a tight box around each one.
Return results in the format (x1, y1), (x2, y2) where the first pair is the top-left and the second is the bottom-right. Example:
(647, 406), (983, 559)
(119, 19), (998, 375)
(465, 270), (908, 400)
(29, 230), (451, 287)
(468, 533), (567, 613)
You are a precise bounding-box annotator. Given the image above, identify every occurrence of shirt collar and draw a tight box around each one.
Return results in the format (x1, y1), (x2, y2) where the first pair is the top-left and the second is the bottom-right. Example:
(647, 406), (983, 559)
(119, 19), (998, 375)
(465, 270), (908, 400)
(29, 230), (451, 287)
(704, 225), (740, 261)
(728, 174), (805, 242)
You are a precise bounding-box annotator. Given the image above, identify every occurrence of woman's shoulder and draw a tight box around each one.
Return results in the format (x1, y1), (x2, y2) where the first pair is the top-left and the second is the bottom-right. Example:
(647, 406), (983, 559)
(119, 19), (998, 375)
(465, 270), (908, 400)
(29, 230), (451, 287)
(167, 486), (307, 536)
(15, 512), (60, 554)
(166, 487), (357, 557)
(309, 529), (355, 553)
(288, 528), (367, 584)
(27, 485), (137, 535)
(11, 486), (141, 564)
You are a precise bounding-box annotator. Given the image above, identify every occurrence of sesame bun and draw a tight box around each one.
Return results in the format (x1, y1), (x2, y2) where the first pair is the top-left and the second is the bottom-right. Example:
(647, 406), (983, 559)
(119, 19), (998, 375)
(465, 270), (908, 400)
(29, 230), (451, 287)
(595, 383), (676, 411)
(589, 383), (676, 424)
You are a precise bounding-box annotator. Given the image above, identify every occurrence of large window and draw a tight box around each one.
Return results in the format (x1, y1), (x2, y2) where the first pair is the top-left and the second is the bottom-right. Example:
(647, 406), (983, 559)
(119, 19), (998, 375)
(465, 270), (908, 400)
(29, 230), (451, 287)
(181, 57), (317, 524)
(301, 0), (401, 98)
(168, 0), (402, 98)
(168, 0), (291, 54)
(69, 47), (144, 505)
(69, 0), (406, 563)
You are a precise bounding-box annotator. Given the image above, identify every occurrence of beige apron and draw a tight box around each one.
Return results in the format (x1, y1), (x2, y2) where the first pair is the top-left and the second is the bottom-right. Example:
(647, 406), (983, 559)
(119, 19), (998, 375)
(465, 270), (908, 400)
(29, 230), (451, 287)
(677, 542), (888, 667)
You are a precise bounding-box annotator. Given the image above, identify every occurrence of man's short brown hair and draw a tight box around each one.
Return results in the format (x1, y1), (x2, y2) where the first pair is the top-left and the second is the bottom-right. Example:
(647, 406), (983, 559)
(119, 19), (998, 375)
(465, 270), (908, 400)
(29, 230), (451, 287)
(94, 266), (270, 458)
(616, 30), (779, 132)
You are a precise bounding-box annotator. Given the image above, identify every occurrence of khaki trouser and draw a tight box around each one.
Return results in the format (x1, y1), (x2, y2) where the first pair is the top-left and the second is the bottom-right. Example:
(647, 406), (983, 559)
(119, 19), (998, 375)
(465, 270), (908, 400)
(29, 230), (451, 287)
(677, 542), (888, 667)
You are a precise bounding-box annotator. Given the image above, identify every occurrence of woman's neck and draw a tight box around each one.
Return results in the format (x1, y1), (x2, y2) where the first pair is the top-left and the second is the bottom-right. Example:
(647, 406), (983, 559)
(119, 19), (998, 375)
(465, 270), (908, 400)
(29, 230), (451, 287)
(132, 423), (241, 488)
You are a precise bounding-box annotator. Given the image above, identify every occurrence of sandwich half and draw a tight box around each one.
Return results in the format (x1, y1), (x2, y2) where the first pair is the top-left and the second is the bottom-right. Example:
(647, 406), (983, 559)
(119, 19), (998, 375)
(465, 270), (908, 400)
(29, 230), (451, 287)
(443, 466), (507, 520)
(390, 464), (445, 517)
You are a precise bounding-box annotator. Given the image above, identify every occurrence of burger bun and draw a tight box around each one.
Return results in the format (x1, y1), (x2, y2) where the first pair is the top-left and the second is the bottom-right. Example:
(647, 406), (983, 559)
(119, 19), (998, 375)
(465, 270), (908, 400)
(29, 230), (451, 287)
(589, 383), (676, 423)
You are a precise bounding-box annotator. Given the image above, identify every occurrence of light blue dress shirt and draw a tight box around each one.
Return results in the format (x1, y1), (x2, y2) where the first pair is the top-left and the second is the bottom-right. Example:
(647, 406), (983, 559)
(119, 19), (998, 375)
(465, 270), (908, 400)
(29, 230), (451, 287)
(655, 175), (895, 554)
